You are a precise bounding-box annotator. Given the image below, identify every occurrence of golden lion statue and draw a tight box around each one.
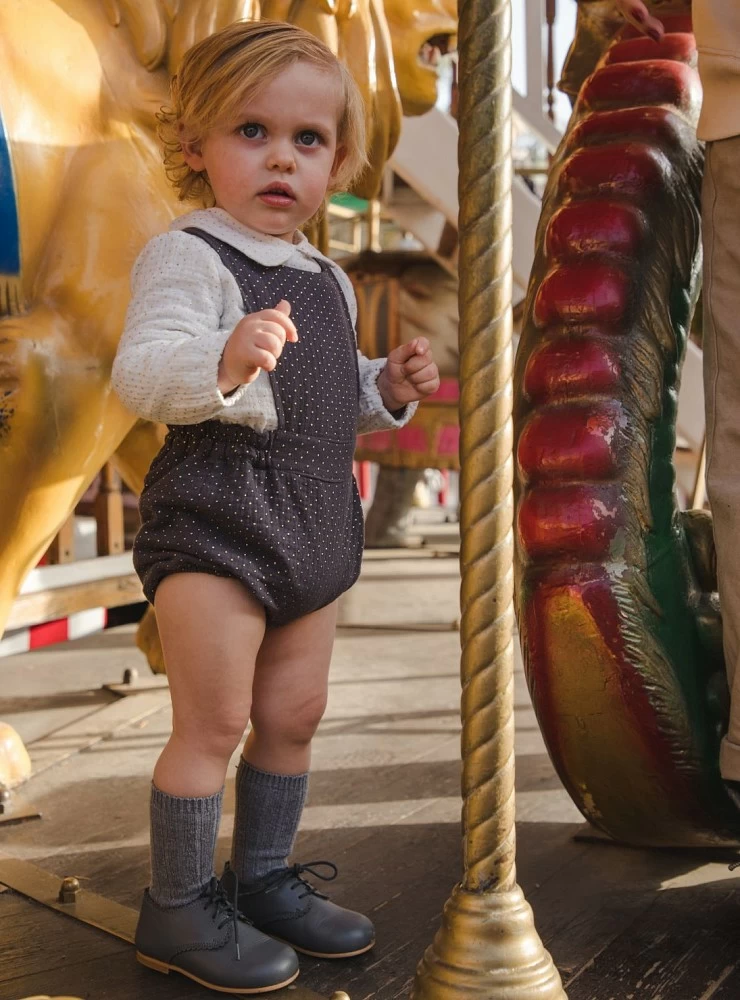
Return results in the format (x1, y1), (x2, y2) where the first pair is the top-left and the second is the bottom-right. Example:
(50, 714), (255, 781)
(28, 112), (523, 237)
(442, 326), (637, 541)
(0, 0), (456, 669)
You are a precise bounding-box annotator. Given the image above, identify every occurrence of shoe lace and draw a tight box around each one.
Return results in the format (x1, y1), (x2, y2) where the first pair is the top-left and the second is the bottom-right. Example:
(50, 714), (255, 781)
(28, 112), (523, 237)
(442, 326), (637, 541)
(266, 860), (339, 901)
(201, 863), (250, 961)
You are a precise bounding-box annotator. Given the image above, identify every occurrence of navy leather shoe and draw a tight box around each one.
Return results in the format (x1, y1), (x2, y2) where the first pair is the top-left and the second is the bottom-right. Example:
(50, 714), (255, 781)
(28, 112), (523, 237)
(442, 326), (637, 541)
(135, 864), (299, 993)
(236, 861), (375, 959)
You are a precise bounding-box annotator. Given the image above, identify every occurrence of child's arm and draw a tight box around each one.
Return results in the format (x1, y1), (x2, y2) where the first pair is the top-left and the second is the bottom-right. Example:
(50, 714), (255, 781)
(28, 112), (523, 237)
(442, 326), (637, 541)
(376, 338), (440, 411)
(356, 353), (420, 433)
(112, 232), (258, 425)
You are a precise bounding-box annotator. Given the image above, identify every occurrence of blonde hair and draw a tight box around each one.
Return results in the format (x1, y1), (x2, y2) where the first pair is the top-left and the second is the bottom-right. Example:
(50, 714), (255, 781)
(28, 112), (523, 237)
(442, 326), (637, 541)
(158, 19), (368, 204)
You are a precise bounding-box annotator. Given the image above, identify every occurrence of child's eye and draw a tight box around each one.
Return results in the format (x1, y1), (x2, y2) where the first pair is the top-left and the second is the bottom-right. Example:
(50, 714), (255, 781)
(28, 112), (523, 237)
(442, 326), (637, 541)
(296, 130), (322, 147)
(239, 123), (264, 139)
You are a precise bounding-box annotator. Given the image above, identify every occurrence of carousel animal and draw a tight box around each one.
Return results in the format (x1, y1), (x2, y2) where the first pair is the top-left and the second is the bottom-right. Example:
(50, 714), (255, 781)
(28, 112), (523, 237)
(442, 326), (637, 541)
(514, 0), (737, 845)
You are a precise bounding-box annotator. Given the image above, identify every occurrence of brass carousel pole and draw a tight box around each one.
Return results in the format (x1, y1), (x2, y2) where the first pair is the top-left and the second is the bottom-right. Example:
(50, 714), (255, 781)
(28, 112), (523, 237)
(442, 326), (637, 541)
(412, 0), (566, 995)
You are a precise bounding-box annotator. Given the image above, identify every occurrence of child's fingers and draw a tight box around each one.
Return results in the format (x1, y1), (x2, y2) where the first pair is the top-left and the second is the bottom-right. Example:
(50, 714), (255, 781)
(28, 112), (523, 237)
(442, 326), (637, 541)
(408, 363), (440, 389)
(251, 329), (286, 358)
(414, 375), (441, 397)
(275, 300), (298, 343)
(257, 306), (298, 343)
(633, 13), (664, 41)
(249, 347), (279, 372)
(388, 338), (423, 364)
(402, 351), (435, 376)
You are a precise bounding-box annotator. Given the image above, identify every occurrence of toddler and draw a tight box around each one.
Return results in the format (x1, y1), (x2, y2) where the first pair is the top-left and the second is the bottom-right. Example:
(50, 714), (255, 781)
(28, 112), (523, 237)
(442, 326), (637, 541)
(112, 18), (439, 995)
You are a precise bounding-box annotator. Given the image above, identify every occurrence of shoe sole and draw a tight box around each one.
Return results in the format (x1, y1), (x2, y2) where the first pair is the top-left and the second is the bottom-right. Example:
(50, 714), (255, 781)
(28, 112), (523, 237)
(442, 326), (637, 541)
(278, 938), (376, 959)
(136, 951), (300, 993)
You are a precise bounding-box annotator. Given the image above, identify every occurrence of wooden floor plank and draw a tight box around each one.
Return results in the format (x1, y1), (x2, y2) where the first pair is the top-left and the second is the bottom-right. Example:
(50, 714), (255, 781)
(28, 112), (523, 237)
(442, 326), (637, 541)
(566, 881), (740, 999)
(533, 840), (740, 986)
(28, 690), (169, 777)
(0, 890), (128, 986)
(3, 947), (231, 1000)
(703, 960), (740, 998)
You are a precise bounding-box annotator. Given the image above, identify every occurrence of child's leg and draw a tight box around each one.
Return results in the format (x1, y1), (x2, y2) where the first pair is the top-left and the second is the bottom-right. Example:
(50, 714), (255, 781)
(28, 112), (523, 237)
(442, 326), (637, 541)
(231, 601), (337, 884)
(230, 601), (375, 958)
(150, 573), (265, 906)
(135, 574), (300, 992)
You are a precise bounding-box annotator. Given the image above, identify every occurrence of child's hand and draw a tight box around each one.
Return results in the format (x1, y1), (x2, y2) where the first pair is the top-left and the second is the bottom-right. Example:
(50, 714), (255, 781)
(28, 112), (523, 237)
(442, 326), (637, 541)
(218, 299), (298, 392)
(376, 337), (440, 412)
(613, 0), (665, 41)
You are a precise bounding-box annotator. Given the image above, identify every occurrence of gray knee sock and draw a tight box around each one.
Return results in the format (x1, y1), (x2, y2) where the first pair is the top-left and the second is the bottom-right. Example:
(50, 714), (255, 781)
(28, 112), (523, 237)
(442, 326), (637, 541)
(149, 783), (223, 908)
(231, 759), (309, 884)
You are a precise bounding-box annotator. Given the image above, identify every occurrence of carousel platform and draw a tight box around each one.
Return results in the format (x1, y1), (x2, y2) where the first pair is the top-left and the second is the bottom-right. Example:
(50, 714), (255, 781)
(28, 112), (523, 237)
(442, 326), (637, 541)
(1, 515), (739, 1000)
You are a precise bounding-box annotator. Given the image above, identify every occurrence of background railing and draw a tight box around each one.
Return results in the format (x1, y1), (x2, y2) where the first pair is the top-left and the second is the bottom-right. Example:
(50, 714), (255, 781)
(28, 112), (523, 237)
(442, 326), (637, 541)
(512, 0), (577, 152)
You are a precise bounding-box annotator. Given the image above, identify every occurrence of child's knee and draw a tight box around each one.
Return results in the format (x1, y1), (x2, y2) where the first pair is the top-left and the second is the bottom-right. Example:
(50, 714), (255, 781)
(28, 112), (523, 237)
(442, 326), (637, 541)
(252, 693), (327, 747)
(175, 711), (249, 761)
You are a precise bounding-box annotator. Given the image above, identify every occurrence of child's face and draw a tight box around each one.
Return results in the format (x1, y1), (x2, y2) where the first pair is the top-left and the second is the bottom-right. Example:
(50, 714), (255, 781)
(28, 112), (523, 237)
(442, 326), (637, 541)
(183, 62), (344, 241)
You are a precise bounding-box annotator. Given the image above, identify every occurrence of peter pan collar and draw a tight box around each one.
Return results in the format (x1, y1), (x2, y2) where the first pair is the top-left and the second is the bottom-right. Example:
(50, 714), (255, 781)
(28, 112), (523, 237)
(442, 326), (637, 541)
(170, 207), (324, 268)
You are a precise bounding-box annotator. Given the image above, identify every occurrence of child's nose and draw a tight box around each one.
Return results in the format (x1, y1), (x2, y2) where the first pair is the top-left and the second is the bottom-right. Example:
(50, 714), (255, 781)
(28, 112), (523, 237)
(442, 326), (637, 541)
(267, 142), (296, 173)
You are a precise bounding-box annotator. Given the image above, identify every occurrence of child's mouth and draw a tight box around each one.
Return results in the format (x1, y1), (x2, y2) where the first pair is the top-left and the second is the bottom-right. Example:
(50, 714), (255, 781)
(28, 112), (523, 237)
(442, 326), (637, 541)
(259, 187), (296, 207)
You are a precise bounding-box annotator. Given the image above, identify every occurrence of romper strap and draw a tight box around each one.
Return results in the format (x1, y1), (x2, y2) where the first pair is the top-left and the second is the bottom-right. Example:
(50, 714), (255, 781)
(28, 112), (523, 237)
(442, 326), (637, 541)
(182, 226), (266, 316)
(182, 226), (268, 273)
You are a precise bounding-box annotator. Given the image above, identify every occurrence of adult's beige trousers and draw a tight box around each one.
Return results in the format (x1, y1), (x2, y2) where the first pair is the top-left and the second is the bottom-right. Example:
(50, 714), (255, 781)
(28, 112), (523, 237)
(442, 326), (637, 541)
(703, 136), (740, 780)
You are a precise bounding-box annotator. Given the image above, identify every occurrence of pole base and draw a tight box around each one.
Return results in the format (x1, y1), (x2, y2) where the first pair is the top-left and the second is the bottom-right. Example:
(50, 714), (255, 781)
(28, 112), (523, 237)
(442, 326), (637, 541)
(413, 883), (566, 1000)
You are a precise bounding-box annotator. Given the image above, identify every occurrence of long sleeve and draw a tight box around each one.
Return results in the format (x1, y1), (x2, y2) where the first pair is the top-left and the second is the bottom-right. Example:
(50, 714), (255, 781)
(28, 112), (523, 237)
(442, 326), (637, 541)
(112, 232), (251, 425)
(356, 354), (418, 434)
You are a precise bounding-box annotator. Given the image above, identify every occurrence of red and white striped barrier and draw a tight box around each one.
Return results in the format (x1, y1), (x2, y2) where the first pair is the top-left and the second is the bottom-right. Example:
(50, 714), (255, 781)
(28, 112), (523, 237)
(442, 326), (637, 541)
(1, 518), (117, 658)
(0, 607), (108, 658)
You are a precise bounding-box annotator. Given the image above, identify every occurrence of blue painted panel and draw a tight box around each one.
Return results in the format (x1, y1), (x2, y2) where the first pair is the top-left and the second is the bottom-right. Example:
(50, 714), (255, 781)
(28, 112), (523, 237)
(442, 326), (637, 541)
(0, 105), (20, 275)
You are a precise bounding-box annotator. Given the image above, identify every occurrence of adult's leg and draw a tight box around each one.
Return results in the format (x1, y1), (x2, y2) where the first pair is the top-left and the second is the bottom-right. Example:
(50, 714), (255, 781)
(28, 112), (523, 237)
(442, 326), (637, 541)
(703, 136), (740, 781)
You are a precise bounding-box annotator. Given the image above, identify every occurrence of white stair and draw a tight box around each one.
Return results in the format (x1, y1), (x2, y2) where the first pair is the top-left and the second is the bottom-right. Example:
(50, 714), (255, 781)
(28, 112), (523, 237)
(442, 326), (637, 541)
(389, 110), (458, 227)
(386, 106), (540, 303)
(384, 186), (454, 274)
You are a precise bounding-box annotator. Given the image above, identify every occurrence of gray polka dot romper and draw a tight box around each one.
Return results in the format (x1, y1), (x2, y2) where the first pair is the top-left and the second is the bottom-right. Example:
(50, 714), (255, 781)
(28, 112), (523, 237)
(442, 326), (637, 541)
(133, 228), (364, 626)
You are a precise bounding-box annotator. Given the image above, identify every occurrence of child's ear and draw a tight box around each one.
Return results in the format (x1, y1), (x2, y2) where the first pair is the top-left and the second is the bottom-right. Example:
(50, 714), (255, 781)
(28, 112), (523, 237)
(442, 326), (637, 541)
(180, 127), (206, 172)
